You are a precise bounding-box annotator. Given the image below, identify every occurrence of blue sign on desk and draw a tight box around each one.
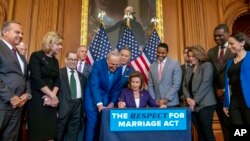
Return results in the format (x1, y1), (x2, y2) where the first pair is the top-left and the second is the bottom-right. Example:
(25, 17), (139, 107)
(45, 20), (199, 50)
(110, 109), (187, 131)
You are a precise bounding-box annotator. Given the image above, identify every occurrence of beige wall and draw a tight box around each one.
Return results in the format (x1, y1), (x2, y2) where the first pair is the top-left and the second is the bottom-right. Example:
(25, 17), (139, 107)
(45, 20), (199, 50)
(0, 0), (249, 66)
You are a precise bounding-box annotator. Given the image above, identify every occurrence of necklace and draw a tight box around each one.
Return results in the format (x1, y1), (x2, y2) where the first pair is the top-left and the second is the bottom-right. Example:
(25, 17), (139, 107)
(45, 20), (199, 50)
(234, 51), (246, 64)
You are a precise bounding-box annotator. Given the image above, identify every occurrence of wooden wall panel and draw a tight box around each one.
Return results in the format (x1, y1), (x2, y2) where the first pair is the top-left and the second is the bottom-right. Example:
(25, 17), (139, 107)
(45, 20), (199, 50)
(162, 0), (184, 61)
(3, 0), (250, 141)
(60, 0), (82, 67)
(12, 0), (33, 55)
(3, 0), (250, 65)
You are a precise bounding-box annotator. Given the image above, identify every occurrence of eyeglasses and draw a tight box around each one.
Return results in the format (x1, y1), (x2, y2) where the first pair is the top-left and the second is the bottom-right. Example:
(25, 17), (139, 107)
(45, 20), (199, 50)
(67, 58), (78, 62)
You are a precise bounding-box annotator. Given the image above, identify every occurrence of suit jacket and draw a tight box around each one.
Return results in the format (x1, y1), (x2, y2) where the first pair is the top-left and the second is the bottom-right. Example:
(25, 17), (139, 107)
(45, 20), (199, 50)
(84, 59), (122, 111)
(148, 57), (182, 106)
(178, 63), (191, 105)
(120, 65), (134, 88)
(207, 45), (235, 89)
(80, 62), (92, 78)
(182, 62), (217, 111)
(119, 88), (158, 108)
(58, 68), (87, 118)
(224, 52), (250, 108)
(0, 40), (30, 110)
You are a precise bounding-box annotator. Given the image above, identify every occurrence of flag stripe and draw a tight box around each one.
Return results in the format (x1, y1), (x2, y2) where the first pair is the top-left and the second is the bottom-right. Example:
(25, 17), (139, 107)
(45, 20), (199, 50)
(86, 26), (112, 65)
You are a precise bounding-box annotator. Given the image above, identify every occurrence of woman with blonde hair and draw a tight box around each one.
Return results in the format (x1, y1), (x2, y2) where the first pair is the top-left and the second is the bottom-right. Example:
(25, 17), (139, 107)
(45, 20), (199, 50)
(28, 31), (63, 141)
(182, 45), (217, 141)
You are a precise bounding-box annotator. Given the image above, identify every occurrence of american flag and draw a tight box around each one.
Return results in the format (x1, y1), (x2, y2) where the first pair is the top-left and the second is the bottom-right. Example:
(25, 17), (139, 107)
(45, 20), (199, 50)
(116, 27), (142, 60)
(86, 26), (112, 65)
(143, 29), (161, 64)
(116, 27), (160, 83)
(137, 29), (161, 83)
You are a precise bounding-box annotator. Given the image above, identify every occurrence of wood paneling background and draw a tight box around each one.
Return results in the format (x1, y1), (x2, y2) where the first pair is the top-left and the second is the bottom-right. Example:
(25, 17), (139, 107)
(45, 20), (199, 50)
(0, 0), (250, 140)
(1, 0), (249, 65)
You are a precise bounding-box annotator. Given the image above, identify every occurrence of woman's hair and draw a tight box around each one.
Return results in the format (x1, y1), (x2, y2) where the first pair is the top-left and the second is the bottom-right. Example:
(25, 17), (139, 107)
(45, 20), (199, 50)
(188, 45), (209, 63)
(127, 71), (145, 90)
(230, 32), (250, 51)
(42, 31), (63, 53)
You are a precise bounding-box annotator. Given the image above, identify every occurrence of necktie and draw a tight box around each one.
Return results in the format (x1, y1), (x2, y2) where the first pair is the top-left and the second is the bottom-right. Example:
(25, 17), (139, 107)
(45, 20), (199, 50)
(158, 61), (163, 80)
(70, 70), (77, 99)
(185, 64), (191, 70)
(108, 71), (113, 90)
(218, 46), (225, 64)
(77, 61), (82, 72)
(12, 48), (17, 58)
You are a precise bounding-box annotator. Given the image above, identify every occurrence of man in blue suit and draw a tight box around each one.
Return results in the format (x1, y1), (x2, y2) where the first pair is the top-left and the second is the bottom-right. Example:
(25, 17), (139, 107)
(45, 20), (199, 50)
(119, 47), (134, 88)
(84, 50), (122, 141)
(148, 43), (182, 107)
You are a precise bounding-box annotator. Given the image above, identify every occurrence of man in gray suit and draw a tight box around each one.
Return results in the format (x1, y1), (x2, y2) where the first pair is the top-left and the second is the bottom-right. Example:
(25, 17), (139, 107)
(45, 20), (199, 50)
(148, 43), (182, 107)
(0, 21), (30, 141)
(77, 45), (92, 78)
(207, 24), (234, 141)
(57, 51), (87, 141)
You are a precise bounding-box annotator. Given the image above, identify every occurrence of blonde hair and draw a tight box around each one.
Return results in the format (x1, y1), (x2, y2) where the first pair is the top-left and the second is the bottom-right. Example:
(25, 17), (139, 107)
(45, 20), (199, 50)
(188, 45), (209, 62)
(42, 31), (63, 53)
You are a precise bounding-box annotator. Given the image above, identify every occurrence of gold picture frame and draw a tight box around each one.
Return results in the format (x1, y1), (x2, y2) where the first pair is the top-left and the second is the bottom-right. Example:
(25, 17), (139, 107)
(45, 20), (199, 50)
(80, 0), (163, 45)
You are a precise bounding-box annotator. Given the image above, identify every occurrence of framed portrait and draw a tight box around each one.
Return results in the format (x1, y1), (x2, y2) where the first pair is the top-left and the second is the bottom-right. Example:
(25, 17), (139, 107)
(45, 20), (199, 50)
(81, 0), (163, 48)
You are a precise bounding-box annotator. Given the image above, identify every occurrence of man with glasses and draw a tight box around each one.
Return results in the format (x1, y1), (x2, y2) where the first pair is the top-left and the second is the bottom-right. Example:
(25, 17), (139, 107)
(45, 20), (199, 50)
(57, 51), (87, 141)
(84, 50), (122, 141)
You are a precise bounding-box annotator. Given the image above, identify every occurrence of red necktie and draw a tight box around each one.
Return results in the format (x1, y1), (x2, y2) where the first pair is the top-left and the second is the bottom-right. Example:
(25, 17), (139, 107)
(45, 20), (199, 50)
(12, 48), (17, 58)
(218, 47), (224, 64)
(158, 62), (163, 80)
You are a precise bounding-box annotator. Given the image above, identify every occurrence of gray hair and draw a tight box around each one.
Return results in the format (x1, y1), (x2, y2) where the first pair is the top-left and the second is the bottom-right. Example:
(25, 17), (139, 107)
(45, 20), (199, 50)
(107, 50), (120, 59)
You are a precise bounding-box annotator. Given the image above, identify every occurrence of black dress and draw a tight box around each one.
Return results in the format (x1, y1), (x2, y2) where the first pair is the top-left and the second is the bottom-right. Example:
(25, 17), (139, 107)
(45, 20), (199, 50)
(27, 51), (59, 141)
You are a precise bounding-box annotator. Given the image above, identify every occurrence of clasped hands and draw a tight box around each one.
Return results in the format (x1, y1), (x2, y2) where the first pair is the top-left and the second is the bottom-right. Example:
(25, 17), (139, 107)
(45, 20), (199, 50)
(156, 99), (167, 108)
(42, 95), (59, 107)
(10, 93), (30, 108)
(186, 98), (196, 111)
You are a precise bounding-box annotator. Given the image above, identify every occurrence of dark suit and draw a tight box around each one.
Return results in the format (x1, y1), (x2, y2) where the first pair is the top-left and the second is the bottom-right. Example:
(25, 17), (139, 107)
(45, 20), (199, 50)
(120, 65), (134, 88)
(207, 45), (234, 141)
(182, 62), (217, 141)
(0, 40), (30, 141)
(57, 68), (87, 141)
(78, 61), (92, 78)
(84, 59), (122, 141)
(178, 64), (191, 107)
(119, 88), (158, 108)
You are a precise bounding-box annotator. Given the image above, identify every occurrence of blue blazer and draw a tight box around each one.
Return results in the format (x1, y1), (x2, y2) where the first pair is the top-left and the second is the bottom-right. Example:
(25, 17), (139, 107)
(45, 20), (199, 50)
(119, 88), (158, 108)
(120, 65), (134, 88)
(84, 59), (122, 111)
(224, 52), (250, 108)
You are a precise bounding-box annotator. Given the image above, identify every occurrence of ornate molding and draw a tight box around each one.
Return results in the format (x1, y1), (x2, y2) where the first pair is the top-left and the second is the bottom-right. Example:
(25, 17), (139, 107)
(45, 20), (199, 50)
(80, 0), (89, 45)
(156, 0), (164, 41)
(224, 0), (249, 31)
(80, 0), (164, 45)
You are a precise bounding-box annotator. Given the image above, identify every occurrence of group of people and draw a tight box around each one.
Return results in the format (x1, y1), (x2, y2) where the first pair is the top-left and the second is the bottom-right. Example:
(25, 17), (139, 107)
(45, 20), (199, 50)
(1, 20), (250, 141)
